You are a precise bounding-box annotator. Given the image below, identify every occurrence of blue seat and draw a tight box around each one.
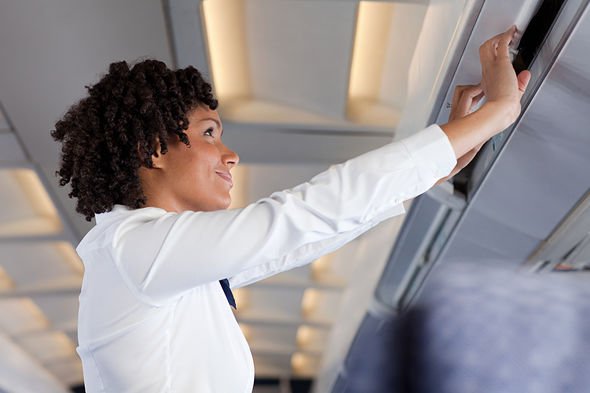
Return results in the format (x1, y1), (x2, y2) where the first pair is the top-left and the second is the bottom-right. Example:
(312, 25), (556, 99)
(397, 263), (590, 393)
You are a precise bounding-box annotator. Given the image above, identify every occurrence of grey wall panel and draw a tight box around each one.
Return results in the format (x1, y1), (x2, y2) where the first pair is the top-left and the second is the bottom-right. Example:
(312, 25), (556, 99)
(0, 133), (27, 163)
(441, 2), (590, 266)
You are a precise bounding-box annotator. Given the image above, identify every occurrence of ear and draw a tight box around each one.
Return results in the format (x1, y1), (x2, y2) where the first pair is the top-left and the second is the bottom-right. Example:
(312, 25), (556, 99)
(138, 138), (165, 169)
(150, 138), (165, 169)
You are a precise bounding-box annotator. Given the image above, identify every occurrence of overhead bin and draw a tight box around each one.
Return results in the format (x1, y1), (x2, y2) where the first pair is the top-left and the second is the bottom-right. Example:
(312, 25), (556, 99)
(376, 0), (590, 312)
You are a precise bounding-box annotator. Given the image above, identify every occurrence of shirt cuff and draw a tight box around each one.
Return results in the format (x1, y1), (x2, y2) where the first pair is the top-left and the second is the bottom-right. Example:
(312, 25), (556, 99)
(401, 124), (457, 180)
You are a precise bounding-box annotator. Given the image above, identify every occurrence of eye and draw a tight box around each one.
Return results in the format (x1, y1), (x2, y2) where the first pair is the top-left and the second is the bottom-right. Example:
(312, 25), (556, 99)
(204, 127), (214, 137)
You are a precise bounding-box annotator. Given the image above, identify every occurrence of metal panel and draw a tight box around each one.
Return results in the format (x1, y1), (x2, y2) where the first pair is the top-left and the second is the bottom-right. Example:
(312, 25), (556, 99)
(0, 108), (9, 131)
(0, 132), (27, 163)
(440, 0), (590, 266)
(527, 191), (590, 270)
(375, 185), (465, 310)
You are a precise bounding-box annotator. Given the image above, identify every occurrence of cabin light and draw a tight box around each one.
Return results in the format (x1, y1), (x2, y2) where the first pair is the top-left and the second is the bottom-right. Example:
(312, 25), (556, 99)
(228, 165), (249, 209)
(0, 104), (10, 130)
(232, 287), (249, 310)
(296, 325), (313, 348)
(348, 2), (394, 102)
(0, 298), (50, 335)
(291, 352), (320, 376)
(290, 352), (307, 372)
(201, 0), (250, 101)
(0, 169), (61, 237)
(296, 325), (329, 352)
(0, 266), (15, 291)
(301, 289), (320, 318)
(310, 255), (331, 280)
(238, 323), (252, 341)
(55, 242), (84, 276)
(17, 331), (76, 362)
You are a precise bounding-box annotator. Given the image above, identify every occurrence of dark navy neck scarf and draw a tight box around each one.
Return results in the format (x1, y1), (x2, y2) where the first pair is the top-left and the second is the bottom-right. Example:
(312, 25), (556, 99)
(219, 278), (236, 309)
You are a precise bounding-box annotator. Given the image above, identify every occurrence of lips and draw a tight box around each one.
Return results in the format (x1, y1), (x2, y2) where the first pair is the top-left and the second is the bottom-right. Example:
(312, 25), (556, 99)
(216, 171), (233, 187)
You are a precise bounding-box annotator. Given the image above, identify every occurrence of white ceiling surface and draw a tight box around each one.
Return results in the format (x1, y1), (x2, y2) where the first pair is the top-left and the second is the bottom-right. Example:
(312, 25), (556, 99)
(0, 0), (470, 391)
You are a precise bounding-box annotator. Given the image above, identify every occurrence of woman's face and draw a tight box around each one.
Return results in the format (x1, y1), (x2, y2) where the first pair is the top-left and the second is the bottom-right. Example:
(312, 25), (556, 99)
(146, 105), (239, 212)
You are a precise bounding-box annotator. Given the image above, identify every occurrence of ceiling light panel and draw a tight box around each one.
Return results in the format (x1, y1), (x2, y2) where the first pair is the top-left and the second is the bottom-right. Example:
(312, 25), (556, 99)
(0, 169), (61, 237)
(311, 254), (348, 288)
(16, 331), (76, 363)
(44, 356), (84, 387)
(0, 110), (9, 131)
(241, 323), (299, 355)
(31, 294), (78, 330)
(347, 2), (428, 127)
(202, 0), (358, 124)
(0, 242), (82, 289)
(0, 103), (26, 162)
(0, 132), (27, 162)
(202, 0), (250, 100)
(296, 325), (330, 353)
(0, 266), (15, 291)
(245, 0), (356, 119)
(228, 165), (249, 209)
(291, 351), (321, 377)
(301, 288), (341, 325)
(235, 286), (305, 324)
(252, 353), (293, 377)
(258, 265), (313, 288)
(0, 333), (71, 392)
(0, 298), (50, 336)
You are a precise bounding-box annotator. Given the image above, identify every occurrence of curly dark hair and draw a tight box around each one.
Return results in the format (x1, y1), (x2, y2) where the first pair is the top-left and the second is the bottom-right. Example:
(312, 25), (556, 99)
(51, 59), (218, 221)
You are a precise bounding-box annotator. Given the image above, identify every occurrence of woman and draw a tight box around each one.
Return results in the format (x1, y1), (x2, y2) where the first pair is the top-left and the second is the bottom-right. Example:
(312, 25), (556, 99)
(52, 27), (530, 392)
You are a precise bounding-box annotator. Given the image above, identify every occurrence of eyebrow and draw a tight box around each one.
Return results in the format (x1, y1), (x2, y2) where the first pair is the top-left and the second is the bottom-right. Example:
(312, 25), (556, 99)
(199, 117), (223, 135)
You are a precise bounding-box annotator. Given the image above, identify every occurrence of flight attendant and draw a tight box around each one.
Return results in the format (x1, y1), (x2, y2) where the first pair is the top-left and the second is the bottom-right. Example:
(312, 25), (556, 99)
(52, 27), (530, 392)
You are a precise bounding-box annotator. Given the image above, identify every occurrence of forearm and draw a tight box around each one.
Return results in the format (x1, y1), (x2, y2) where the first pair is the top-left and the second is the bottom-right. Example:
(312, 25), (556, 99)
(440, 101), (518, 159)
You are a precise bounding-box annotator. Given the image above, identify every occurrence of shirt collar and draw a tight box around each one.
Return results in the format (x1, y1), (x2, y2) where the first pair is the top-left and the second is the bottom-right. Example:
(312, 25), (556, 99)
(94, 204), (132, 225)
(94, 204), (170, 224)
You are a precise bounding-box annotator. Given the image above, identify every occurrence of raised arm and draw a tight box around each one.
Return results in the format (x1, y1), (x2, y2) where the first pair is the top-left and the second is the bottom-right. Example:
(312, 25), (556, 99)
(111, 125), (456, 305)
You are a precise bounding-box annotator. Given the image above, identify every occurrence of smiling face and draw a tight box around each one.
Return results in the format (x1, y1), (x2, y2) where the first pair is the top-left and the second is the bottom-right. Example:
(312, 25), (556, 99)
(139, 105), (239, 212)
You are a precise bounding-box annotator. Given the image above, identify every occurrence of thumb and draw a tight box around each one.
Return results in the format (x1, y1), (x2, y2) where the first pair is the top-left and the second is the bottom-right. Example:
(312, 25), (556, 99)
(517, 70), (532, 94)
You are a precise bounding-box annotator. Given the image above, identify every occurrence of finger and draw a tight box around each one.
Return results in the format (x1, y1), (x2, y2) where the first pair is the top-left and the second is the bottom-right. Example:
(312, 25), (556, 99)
(480, 26), (516, 62)
(472, 90), (485, 104)
(461, 86), (484, 113)
(517, 70), (532, 94)
(479, 40), (495, 65)
(471, 91), (485, 110)
(455, 86), (484, 117)
(496, 25), (517, 59)
(451, 85), (470, 108)
(452, 84), (478, 109)
(464, 85), (483, 99)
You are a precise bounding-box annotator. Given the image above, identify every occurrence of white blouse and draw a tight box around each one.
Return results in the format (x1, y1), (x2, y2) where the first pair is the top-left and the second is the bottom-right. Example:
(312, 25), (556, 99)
(75, 124), (456, 392)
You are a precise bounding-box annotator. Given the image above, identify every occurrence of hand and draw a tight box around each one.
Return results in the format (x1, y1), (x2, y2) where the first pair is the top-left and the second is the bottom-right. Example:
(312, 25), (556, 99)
(439, 27), (533, 162)
(479, 26), (531, 123)
(436, 85), (486, 185)
(449, 84), (484, 121)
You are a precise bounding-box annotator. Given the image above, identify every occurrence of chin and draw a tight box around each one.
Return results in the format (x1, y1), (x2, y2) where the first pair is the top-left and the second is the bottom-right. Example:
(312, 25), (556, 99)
(220, 199), (232, 210)
(209, 197), (232, 211)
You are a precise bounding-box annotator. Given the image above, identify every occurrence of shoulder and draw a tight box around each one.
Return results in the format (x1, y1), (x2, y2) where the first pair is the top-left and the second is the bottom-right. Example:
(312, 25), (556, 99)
(76, 204), (170, 256)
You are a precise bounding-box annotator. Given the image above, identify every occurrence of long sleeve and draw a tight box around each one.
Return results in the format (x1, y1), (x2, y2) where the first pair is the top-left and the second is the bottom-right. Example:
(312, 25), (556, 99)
(107, 124), (456, 305)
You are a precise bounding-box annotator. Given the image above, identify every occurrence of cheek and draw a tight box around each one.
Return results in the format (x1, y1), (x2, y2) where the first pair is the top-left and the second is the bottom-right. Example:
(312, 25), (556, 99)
(186, 145), (218, 181)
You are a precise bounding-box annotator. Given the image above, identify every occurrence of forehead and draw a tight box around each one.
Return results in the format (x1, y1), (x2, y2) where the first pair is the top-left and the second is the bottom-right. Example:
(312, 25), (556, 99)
(187, 105), (221, 126)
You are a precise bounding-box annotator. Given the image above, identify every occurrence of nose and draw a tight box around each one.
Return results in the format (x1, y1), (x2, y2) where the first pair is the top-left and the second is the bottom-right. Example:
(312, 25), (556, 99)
(221, 143), (239, 168)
